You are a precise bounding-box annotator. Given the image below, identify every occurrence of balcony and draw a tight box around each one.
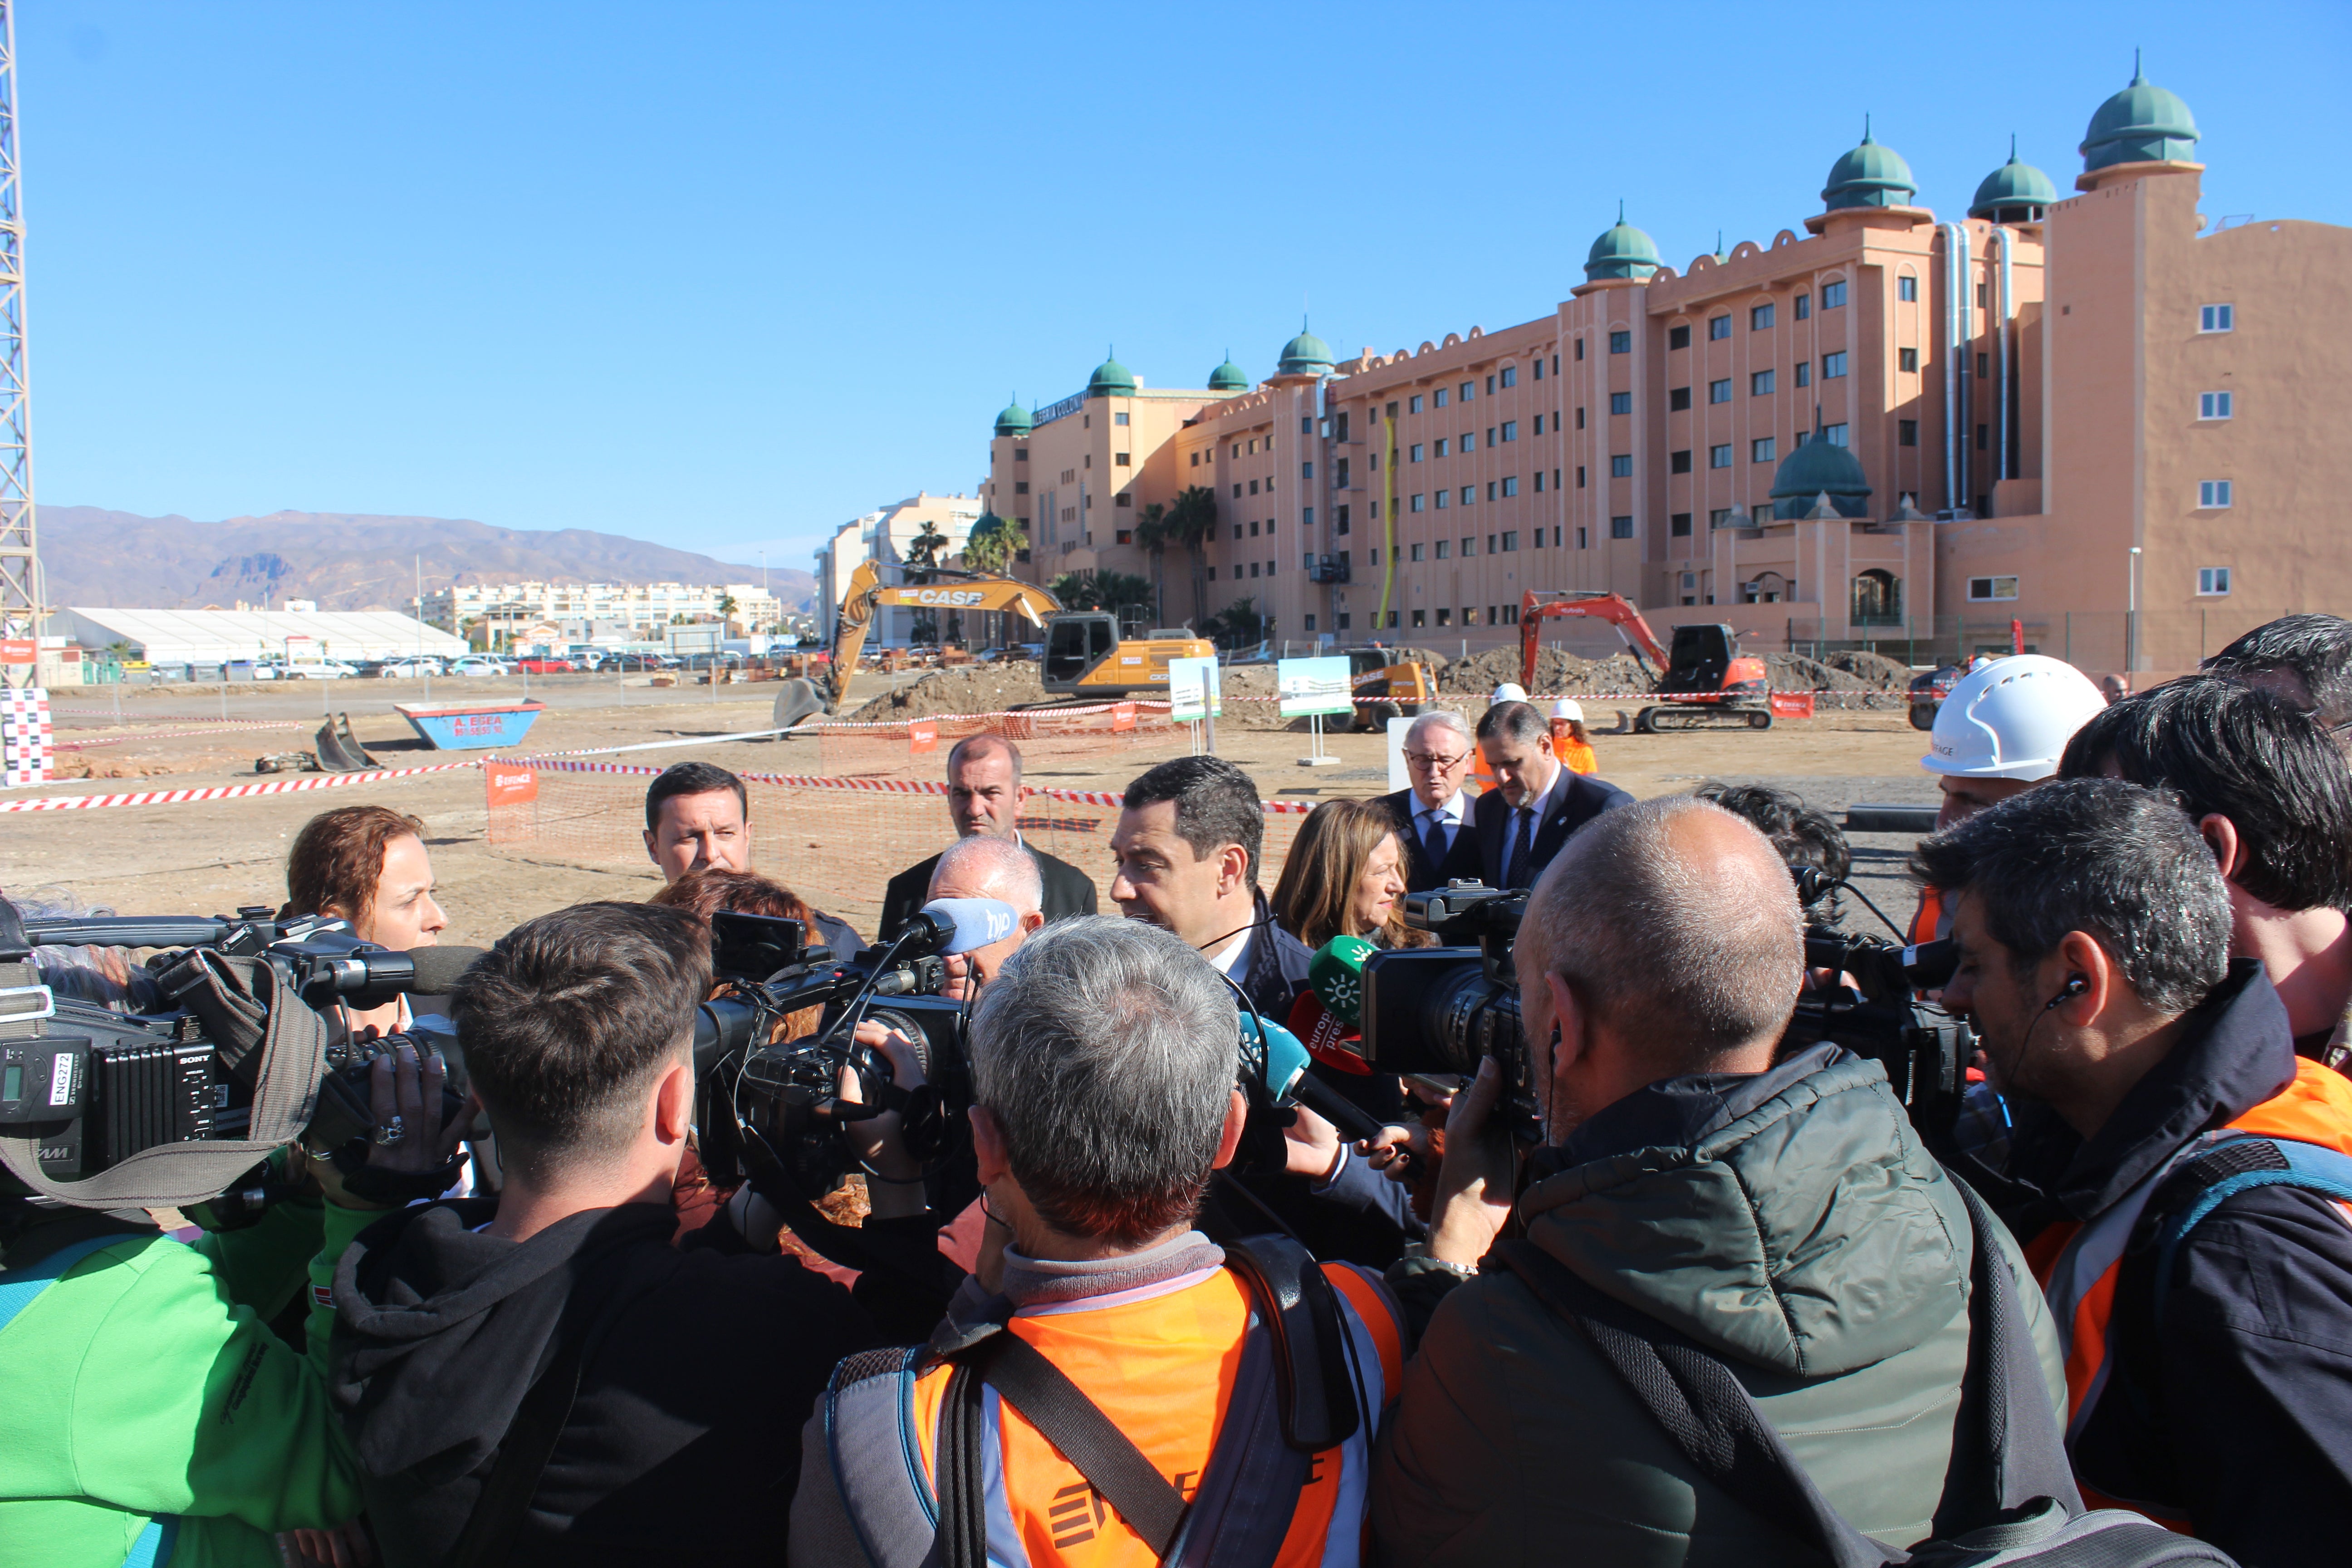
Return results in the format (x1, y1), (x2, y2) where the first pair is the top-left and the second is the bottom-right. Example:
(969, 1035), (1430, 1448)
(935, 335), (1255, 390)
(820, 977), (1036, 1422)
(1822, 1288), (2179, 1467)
(1306, 555), (1351, 584)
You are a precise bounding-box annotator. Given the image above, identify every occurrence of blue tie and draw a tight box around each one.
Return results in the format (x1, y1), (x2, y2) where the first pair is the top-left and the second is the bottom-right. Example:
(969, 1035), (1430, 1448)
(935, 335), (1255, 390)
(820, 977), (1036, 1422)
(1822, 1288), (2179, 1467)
(1506, 806), (1534, 888)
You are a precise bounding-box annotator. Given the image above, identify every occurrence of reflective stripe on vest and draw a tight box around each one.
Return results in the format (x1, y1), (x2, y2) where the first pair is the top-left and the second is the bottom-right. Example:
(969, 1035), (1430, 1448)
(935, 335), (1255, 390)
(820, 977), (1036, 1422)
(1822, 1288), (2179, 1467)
(2028, 1058), (2352, 1520)
(843, 1261), (1401, 1568)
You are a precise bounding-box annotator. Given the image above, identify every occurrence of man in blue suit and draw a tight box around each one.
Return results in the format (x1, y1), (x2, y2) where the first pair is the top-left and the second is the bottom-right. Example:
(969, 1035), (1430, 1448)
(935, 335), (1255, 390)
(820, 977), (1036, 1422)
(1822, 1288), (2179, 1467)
(1472, 700), (1632, 889)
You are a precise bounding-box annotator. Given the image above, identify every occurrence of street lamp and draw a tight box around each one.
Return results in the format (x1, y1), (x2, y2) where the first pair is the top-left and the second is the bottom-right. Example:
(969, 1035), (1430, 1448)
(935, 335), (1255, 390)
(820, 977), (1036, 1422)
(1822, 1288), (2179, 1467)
(2127, 546), (2143, 671)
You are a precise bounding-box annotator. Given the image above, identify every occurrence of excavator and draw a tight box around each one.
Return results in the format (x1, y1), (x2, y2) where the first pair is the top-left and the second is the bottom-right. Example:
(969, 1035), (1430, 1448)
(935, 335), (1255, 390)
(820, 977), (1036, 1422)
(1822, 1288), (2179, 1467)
(797, 560), (1215, 718)
(1520, 589), (1777, 732)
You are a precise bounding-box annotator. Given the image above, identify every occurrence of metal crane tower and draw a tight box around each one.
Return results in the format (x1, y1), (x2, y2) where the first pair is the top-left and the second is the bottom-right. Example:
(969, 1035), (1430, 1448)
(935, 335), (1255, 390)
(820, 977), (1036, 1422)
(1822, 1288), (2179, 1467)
(0, 1), (37, 691)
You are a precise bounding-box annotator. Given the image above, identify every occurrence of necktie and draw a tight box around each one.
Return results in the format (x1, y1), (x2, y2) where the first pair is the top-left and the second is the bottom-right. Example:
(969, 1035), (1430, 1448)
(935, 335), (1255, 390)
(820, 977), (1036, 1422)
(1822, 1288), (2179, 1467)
(1421, 809), (1449, 871)
(1506, 806), (1534, 888)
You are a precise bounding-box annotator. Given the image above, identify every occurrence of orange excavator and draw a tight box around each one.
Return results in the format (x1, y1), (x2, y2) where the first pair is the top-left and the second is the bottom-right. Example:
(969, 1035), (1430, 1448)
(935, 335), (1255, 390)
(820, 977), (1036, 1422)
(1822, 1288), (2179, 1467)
(1520, 589), (1776, 732)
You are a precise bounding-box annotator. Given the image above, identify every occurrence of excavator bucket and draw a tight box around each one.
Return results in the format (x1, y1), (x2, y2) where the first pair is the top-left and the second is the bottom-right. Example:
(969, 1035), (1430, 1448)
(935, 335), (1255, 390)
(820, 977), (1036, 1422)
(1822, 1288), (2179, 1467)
(771, 678), (825, 732)
(314, 713), (378, 773)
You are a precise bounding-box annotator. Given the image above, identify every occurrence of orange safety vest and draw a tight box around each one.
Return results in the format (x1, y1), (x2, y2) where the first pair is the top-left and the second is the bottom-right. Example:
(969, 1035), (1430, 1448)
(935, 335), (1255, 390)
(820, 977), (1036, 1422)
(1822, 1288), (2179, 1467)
(1552, 735), (1597, 774)
(2025, 1057), (2352, 1523)
(1908, 885), (1945, 947)
(831, 1259), (1402, 1568)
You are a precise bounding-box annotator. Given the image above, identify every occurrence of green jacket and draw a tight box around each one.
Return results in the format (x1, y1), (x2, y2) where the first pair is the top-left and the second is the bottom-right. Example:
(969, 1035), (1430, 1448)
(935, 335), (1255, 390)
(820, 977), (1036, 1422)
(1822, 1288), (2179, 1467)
(0, 1195), (373, 1568)
(1372, 1046), (2065, 1567)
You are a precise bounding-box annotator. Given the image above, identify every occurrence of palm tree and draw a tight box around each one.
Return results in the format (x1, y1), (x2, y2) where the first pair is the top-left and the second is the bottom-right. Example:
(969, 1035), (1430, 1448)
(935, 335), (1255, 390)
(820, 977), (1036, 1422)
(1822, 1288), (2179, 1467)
(904, 518), (949, 576)
(1161, 485), (1219, 629)
(1132, 502), (1170, 627)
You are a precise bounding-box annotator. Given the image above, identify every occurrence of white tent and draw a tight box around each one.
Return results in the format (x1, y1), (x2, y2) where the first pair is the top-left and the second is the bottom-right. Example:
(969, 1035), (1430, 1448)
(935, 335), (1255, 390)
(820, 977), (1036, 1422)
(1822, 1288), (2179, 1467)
(59, 608), (468, 664)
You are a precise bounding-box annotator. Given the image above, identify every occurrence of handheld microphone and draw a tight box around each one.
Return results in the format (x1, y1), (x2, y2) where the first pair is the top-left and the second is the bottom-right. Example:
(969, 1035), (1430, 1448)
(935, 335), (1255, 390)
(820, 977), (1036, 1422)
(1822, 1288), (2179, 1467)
(1238, 1013), (1311, 1103)
(900, 898), (1019, 958)
(1307, 935), (1379, 1025)
(1288, 990), (1371, 1075)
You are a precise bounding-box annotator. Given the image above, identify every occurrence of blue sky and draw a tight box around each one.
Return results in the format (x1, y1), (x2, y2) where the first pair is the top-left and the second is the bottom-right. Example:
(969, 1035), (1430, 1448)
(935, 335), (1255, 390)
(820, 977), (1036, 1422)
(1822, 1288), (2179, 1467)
(22, 1), (2349, 574)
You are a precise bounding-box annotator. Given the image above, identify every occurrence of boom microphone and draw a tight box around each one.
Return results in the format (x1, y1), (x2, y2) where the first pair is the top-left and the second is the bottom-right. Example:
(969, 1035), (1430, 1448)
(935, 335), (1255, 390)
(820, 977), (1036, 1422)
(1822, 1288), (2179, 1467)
(336, 944), (488, 1010)
(900, 899), (1019, 958)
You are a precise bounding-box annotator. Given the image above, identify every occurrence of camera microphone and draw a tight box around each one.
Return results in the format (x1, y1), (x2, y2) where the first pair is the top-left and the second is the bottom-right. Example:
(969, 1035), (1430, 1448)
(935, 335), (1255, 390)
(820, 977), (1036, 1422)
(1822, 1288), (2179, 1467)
(899, 898), (1019, 959)
(336, 945), (487, 1010)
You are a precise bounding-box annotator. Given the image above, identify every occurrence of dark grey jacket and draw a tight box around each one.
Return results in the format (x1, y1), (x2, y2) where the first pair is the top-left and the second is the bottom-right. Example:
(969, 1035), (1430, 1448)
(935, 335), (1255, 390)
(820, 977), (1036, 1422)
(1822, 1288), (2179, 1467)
(1372, 1045), (2063, 1566)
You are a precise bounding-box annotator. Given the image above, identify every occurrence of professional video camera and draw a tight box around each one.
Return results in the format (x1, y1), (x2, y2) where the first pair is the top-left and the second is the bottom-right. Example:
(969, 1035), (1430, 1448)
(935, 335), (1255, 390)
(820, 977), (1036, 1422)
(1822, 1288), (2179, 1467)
(1784, 865), (1974, 1132)
(1340, 883), (1541, 1132)
(0, 895), (476, 1212)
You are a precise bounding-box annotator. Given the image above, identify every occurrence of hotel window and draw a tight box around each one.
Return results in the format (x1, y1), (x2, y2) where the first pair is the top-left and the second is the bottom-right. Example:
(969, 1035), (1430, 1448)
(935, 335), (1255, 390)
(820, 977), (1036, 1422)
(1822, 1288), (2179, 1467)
(1751, 369), (1775, 395)
(1610, 454), (1633, 478)
(1436, 539), (1451, 559)
(1113, 412), (1129, 426)
(1114, 451), (1130, 466)
(1968, 576), (2020, 602)
(1460, 486), (1475, 505)
(1485, 376), (1495, 395)
(1610, 392), (1632, 415)
(1611, 515), (1634, 539)
(1609, 330), (1632, 354)
(1898, 276), (1918, 302)
(1436, 607), (1452, 626)
(1709, 378), (1732, 404)
(1462, 607), (1479, 626)
(1014, 481), (1029, 494)
(1500, 365), (1517, 387)
(1822, 279), (1847, 309)
(1301, 461), (1313, 480)
(1753, 437), (1777, 463)
(1899, 348), (1919, 373)
(1669, 387), (1691, 412)
(1822, 352), (1847, 379)
(1669, 324), (1692, 349)
(2200, 304), (2234, 333)
(1248, 439), (1258, 454)
(1709, 507), (1736, 528)
(1435, 489), (1450, 510)
(1502, 529), (1519, 550)
(1500, 475), (1519, 496)
(1013, 447), (1028, 460)
(1434, 387), (1449, 407)
(1534, 358), (1544, 381)
(1303, 613), (1316, 632)
(1670, 449), (1693, 474)
(1576, 466), (1587, 487)
(1460, 535), (1476, 555)
(1409, 608), (1425, 627)
(1188, 451), (1198, 467)
(1795, 293), (1811, 320)
(1248, 520), (1259, 536)
(1486, 482), (1496, 501)
(2198, 567), (2232, 596)
(1823, 422), (1849, 447)
(1710, 443), (1733, 469)
(1411, 493), (1425, 512)
(1233, 524), (1244, 540)
(1750, 302), (1775, 329)
(1460, 382), (1475, 401)
(1899, 419), (1919, 446)
(1978, 353), (1989, 378)
(1336, 505), (1350, 534)
(1794, 362), (1811, 388)
(1410, 394), (1424, 413)
(1708, 315), (1731, 341)
(1410, 542), (1425, 561)
(1334, 612), (1351, 630)
(2200, 391), (2234, 420)
(1534, 470), (1545, 492)
(1977, 424), (1989, 450)
(1670, 512), (1692, 537)
(1207, 566), (1217, 580)
(1249, 563), (1260, 578)
(1463, 432), (1477, 451)
(2200, 480), (2234, 509)
(1410, 443), (1423, 462)
(1385, 401), (1398, 417)
(1575, 406), (1586, 429)
(1232, 483), (1242, 497)
(1248, 479), (1259, 495)
(1501, 420), (1518, 441)
(1434, 437), (1448, 457)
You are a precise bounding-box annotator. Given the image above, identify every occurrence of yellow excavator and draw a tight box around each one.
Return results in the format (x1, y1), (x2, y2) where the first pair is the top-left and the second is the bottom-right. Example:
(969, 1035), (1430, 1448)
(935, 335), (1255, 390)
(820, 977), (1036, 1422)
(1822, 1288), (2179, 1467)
(804, 561), (1215, 717)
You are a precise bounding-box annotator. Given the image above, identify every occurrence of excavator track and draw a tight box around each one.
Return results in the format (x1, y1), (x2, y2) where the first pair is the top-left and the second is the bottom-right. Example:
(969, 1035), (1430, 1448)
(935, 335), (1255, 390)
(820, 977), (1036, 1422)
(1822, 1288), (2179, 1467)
(1633, 704), (1774, 733)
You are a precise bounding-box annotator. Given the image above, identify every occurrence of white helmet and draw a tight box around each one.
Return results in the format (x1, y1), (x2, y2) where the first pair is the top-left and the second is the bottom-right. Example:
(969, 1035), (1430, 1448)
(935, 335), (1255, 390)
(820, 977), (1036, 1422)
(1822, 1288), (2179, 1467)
(1551, 699), (1585, 722)
(1490, 682), (1529, 704)
(1922, 655), (2107, 780)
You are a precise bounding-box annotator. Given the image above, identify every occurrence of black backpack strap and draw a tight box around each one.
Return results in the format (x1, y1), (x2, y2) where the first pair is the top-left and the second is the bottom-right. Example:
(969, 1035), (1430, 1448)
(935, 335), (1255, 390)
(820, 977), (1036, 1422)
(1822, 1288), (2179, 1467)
(1219, 1233), (1361, 1452)
(1938, 1170), (2082, 1524)
(936, 1357), (992, 1568)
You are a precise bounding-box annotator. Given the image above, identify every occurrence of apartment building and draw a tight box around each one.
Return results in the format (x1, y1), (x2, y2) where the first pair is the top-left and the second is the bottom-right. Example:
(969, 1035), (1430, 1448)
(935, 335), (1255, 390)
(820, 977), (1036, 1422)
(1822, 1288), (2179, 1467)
(812, 491), (985, 647)
(421, 580), (784, 639)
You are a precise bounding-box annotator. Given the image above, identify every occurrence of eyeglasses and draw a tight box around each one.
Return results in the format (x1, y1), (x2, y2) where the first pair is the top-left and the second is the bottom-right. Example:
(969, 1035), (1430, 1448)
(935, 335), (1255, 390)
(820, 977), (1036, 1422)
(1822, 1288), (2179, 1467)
(1404, 750), (1470, 770)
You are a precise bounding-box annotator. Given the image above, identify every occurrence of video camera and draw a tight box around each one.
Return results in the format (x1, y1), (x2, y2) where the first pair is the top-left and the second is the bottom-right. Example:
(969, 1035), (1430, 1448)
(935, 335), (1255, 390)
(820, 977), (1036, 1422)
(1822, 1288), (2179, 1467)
(1788, 916), (1972, 1131)
(0, 896), (475, 1213)
(1343, 884), (1542, 1132)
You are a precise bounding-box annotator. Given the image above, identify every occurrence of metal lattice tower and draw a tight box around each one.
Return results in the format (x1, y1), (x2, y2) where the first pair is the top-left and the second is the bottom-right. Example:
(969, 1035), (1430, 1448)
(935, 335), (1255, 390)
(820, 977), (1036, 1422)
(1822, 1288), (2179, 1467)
(0, 2), (36, 687)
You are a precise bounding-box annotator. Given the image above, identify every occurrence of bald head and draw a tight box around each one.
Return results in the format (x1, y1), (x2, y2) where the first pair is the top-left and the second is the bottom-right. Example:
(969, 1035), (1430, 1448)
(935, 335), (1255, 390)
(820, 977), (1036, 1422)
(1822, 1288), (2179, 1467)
(930, 832), (1044, 916)
(1522, 796), (1802, 1072)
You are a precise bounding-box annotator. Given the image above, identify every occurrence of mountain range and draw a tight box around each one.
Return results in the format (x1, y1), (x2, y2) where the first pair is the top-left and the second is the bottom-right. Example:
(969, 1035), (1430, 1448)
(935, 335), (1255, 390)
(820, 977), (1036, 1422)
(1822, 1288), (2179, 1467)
(35, 506), (818, 614)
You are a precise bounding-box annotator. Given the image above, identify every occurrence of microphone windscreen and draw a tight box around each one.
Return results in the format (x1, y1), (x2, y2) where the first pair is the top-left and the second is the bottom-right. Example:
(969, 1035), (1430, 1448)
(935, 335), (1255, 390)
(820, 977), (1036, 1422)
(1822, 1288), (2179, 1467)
(917, 898), (1020, 956)
(1308, 935), (1379, 1024)
(1239, 1014), (1310, 1102)
(1287, 991), (1369, 1075)
(402, 945), (488, 996)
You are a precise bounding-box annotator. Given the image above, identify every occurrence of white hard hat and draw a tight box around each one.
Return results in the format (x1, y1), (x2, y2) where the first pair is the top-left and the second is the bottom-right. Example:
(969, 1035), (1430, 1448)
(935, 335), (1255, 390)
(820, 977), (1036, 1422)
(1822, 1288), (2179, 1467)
(1490, 682), (1529, 704)
(1922, 655), (2107, 780)
(1551, 699), (1585, 722)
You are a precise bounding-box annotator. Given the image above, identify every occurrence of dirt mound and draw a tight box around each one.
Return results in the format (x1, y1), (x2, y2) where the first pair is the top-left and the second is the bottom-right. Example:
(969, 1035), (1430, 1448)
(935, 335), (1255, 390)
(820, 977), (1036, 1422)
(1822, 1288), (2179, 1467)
(1766, 652), (1912, 694)
(843, 663), (1046, 722)
(1818, 650), (1913, 689)
(1438, 645), (1651, 696)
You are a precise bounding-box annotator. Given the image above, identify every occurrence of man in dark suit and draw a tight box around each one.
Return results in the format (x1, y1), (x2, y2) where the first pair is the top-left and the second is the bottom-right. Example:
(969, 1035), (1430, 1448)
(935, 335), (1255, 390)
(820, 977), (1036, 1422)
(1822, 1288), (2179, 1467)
(1379, 710), (1485, 892)
(877, 733), (1098, 939)
(1472, 700), (1632, 889)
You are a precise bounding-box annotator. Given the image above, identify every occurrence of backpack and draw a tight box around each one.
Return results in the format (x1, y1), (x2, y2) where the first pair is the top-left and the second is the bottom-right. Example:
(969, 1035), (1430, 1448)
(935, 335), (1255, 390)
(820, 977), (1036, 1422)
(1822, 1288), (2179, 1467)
(2146, 1133), (2352, 1328)
(1491, 1173), (2239, 1568)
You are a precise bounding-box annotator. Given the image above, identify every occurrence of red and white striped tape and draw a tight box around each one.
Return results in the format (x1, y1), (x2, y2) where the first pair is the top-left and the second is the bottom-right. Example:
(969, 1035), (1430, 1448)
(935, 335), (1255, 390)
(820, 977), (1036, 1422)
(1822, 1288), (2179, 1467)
(490, 755), (1313, 813)
(0, 759), (480, 813)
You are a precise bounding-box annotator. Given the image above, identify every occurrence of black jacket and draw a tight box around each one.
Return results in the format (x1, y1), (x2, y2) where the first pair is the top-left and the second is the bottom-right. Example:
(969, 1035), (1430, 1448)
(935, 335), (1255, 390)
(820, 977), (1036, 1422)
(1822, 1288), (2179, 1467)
(1994, 961), (2352, 1567)
(329, 1198), (949, 1567)
(876, 840), (1098, 939)
(1377, 788), (1482, 892)
(1471, 767), (1632, 889)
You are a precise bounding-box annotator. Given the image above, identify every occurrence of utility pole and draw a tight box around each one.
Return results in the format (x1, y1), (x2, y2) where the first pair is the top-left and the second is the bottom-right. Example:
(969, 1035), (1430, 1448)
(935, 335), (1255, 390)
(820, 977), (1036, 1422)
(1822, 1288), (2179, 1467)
(0, 3), (38, 692)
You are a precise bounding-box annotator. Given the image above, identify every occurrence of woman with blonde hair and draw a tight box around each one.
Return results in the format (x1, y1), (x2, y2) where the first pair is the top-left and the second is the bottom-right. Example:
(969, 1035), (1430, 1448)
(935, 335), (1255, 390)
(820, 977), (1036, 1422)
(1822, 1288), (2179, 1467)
(1271, 797), (1437, 951)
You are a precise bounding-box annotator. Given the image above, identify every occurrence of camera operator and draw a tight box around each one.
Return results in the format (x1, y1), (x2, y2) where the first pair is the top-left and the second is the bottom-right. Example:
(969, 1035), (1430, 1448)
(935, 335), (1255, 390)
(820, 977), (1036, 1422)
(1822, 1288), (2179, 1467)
(2203, 612), (2352, 740)
(1373, 796), (2061, 1566)
(1919, 779), (2352, 1565)
(328, 902), (951, 1566)
(0, 1048), (461, 1568)
(790, 916), (1404, 1567)
(285, 805), (449, 1036)
(2060, 675), (2352, 1067)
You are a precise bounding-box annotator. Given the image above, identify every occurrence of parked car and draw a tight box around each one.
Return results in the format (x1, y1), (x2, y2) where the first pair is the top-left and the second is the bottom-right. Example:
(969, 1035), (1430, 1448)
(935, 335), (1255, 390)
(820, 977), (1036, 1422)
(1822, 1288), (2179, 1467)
(447, 656), (508, 677)
(512, 657), (575, 674)
(284, 660), (360, 679)
(376, 658), (443, 678)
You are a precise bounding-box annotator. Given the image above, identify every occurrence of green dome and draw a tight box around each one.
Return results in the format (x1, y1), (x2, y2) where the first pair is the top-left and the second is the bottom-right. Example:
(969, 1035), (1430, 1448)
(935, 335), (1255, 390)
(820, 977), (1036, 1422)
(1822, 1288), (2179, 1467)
(1970, 140), (2059, 221)
(1822, 119), (1918, 211)
(1769, 416), (1874, 519)
(1276, 324), (1334, 377)
(1208, 353), (1250, 392)
(1584, 204), (1661, 280)
(2081, 60), (2199, 173)
(993, 397), (1033, 437)
(1086, 349), (1137, 398)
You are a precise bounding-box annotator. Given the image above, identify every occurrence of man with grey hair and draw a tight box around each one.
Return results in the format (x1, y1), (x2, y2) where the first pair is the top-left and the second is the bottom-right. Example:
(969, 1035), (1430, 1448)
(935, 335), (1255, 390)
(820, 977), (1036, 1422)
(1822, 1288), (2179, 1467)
(1373, 796), (2061, 1566)
(791, 917), (1405, 1566)
(877, 732), (1098, 939)
(1471, 699), (1629, 890)
(1379, 709), (1484, 892)
(925, 831), (1045, 1000)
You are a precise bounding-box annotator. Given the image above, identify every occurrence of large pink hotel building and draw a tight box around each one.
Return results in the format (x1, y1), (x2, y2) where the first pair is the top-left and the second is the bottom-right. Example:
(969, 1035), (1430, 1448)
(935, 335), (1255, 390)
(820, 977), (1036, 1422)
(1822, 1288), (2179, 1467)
(980, 69), (2352, 669)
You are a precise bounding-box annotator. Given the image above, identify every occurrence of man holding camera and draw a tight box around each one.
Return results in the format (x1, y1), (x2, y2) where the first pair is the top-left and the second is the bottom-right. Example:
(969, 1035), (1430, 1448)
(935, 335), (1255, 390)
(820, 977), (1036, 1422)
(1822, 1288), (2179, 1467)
(1470, 700), (1628, 891)
(791, 917), (1403, 1567)
(328, 902), (950, 1566)
(878, 734), (1098, 940)
(1923, 779), (2352, 1565)
(1373, 796), (2061, 1566)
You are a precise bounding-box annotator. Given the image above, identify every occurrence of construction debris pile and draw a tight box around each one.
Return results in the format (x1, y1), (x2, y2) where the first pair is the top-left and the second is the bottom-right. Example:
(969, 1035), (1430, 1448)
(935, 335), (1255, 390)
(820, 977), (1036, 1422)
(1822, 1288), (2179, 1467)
(1436, 646), (1652, 695)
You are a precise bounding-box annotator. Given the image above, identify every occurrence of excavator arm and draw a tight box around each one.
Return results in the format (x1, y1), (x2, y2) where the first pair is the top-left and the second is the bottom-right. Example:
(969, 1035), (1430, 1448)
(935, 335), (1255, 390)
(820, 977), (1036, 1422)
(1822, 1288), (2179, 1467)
(826, 563), (1063, 711)
(1519, 590), (1672, 690)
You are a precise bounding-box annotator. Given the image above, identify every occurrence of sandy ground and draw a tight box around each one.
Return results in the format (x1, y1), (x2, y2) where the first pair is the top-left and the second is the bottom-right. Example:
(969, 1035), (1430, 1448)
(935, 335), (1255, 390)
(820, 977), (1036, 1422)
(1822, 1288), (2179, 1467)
(6, 674), (1941, 944)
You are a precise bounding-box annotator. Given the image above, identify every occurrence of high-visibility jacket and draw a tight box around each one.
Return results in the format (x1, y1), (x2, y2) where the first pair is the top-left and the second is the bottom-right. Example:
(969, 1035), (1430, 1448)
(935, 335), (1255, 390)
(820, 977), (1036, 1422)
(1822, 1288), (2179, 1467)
(1551, 735), (1597, 774)
(1907, 884), (1946, 947)
(799, 1256), (1402, 1568)
(2025, 1055), (2352, 1523)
